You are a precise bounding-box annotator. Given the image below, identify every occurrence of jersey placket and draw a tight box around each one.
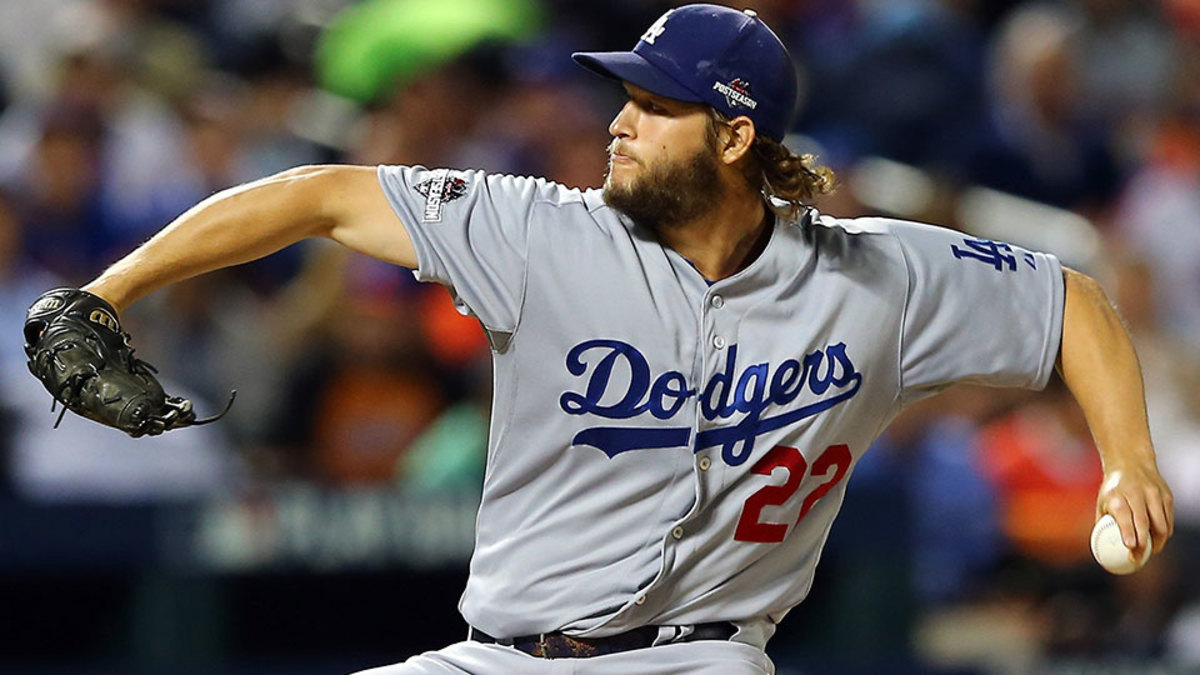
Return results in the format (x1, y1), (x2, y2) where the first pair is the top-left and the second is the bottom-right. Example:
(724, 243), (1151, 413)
(611, 223), (784, 624)
(636, 283), (739, 618)
(676, 285), (736, 555)
(694, 286), (733, 490)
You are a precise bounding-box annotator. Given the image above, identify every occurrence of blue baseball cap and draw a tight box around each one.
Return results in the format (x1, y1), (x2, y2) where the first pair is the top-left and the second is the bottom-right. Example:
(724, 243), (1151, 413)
(572, 4), (798, 141)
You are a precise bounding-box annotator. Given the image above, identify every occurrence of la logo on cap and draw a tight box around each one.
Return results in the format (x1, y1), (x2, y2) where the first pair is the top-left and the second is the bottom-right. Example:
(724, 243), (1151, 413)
(641, 10), (672, 44)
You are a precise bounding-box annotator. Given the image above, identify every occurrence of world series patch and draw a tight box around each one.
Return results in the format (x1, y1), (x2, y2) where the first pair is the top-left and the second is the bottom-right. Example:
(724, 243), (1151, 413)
(415, 170), (469, 223)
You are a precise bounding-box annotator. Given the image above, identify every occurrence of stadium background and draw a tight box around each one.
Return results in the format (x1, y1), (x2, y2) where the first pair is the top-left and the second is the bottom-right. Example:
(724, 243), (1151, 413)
(0, 0), (1198, 673)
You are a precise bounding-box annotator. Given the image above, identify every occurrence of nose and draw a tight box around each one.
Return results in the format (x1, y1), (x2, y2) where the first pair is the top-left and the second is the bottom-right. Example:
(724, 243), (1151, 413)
(608, 100), (637, 139)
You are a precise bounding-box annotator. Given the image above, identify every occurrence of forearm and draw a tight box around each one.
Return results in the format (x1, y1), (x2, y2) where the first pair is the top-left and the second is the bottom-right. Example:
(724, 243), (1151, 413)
(83, 167), (337, 313)
(1057, 267), (1154, 471)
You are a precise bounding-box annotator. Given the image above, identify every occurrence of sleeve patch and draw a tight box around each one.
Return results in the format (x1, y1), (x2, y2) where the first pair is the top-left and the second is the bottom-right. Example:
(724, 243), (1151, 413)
(415, 170), (469, 222)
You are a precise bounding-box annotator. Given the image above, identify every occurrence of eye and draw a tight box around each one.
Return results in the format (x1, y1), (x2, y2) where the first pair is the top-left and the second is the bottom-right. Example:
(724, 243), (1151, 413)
(646, 101), (669, 115)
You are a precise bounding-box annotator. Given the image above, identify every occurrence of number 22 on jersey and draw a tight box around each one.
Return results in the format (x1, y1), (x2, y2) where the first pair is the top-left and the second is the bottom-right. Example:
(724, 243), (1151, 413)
(734, 444), (852, 543)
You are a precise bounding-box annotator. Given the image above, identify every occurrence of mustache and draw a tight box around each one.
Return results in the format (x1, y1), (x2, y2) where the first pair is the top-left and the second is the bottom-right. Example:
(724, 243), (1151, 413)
(607, 140), (638, 163)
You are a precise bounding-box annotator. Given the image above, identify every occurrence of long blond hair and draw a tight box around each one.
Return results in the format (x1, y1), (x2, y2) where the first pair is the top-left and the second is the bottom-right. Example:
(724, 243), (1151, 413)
(708, 109), (836, 218)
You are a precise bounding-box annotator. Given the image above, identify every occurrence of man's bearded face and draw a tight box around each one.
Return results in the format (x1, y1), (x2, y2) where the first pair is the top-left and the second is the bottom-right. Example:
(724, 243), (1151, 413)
(602, 138), (723, 232)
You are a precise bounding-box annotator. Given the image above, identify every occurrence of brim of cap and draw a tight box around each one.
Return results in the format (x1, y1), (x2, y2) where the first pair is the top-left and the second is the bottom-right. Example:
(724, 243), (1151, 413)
(571, 51), (703, 104)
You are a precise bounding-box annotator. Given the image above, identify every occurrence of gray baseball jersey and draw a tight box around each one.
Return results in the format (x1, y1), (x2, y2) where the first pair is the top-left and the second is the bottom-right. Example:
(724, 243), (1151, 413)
(377, 165), (1064, 649)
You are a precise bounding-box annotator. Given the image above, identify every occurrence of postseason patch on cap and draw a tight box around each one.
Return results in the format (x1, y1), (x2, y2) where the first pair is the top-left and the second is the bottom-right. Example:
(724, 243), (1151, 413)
(712, 78), (757, 110)
(415, 169), (469, 223)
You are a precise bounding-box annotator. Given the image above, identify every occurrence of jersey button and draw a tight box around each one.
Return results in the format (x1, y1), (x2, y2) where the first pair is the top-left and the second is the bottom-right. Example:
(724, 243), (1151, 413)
(671, 526), (684, 540)
(698, 457), (712, 471)
(710, 295), (724, 309)
(712, 335), (726, 349)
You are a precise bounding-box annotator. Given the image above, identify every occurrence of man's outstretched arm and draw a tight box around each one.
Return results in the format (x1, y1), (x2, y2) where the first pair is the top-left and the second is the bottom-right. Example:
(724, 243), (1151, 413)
(1059, 267), (1174, 555)
(83, 165), (414, 313)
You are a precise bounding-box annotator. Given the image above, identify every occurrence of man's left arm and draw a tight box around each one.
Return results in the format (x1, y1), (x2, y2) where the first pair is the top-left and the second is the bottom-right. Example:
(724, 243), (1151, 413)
(1059, 267), (1174, 556)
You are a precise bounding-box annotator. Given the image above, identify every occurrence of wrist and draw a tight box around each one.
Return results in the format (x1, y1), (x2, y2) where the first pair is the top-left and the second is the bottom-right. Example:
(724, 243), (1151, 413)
(81, 280), (131, 316)
(1099, 443), (1158, 474)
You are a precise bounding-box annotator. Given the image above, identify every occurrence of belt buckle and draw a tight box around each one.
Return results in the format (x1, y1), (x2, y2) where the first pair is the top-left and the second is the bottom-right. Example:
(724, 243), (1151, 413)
(535, 633), (551, 659)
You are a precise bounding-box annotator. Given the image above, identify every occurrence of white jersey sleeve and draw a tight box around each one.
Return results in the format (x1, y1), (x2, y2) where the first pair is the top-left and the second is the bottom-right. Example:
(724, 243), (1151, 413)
(889, 218), (1065, 400)
(377, 165), (579, 334)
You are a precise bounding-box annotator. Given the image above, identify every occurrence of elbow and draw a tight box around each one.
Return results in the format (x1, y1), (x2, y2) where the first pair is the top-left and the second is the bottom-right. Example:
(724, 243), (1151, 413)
(1064, 266), (1116, 319)
(1058, 266), (1128, 368)
(1063, 266), (1102, 296)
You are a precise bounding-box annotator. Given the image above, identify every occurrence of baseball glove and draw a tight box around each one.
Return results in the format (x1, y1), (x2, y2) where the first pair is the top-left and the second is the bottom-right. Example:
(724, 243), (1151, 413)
(23, 288), (234, 437)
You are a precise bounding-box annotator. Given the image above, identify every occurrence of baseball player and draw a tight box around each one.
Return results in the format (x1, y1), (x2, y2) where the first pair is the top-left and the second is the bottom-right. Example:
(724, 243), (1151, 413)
(23, 5), (1173, 674)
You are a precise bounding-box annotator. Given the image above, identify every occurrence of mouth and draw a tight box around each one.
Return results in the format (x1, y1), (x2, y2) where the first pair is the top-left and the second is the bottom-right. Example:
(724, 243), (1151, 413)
(607, 141), (636, 165)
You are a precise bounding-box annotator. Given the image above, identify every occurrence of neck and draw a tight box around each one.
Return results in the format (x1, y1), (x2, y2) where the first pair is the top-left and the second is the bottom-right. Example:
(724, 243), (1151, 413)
(656, 188), (770, 282)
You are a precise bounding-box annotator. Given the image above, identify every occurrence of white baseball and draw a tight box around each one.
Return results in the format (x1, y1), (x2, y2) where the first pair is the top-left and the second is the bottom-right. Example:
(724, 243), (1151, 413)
(1090, 514), (1151, 575)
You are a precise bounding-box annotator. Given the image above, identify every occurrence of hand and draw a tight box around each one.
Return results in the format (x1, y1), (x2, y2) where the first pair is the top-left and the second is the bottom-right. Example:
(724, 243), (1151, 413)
(1097, 459), (1174, 556)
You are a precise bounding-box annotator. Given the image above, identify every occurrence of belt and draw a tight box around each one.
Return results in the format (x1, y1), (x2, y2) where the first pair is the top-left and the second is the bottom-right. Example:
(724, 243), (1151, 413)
(468, 622), (737, 659)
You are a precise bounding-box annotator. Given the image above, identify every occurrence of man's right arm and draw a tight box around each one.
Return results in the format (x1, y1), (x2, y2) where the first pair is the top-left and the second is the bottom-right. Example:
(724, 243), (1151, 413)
(83, 165), (413, 313)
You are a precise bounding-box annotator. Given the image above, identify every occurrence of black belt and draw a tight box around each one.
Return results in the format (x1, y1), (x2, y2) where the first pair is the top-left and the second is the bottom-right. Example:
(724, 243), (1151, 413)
(468, 621), (736, 659)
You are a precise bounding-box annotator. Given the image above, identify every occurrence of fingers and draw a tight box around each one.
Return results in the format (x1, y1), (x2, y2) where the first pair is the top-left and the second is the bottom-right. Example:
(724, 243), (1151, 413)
(1133, 495), (1152, 552)
(1100, 479), (1174, 555)
(1103, 494), (1140, 549)
(1147, 484), (1174, 554)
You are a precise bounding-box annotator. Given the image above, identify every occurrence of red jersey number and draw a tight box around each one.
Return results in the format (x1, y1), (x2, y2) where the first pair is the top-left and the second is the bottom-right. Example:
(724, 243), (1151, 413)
(733, 444), (852, 543)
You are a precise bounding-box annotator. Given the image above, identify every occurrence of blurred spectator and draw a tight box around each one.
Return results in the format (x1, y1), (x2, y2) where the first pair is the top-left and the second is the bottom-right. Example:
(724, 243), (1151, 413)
(907, 387), (1008, 606)
(0, 0), (79, 102)
(1106, 252), (1200, 522)
(396, 284), (492, 493)
(398, 358), (491, 495)
(0, 0), (200, 277)
(965, 3), (1121, 213)
(466, 71), (609, 187)
(266, 256), (447, 485)
(0, 188), (49, 496)
(788, 0), (991, 169)
(177, 80), (249, 196)
(8, 104), (108, 285)
(0, 189), (60, 373)
(979, 377), (1102, 569)
(1164, 0), (1200, 40)
(7, 379), (239, 503)
(231, 42), (331, 179)
(855, 385), (1021, 607)
(1115, 108), (1200, 353)
(350, 51), (507, 168)
(418, 285), (491, 370)
(1072, 0), (1177, 135)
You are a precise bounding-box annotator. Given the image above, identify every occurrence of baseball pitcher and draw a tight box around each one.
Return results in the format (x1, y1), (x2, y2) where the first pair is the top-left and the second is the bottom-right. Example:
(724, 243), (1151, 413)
(22, 5), (1172, 674)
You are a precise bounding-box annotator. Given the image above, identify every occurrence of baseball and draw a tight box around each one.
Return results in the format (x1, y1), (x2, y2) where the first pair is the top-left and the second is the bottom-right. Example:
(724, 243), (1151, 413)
(1090, 514), (1151, 575)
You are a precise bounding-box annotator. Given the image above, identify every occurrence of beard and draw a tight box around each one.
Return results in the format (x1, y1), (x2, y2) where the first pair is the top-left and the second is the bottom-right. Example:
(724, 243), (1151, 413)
(602, 142), (723, 232)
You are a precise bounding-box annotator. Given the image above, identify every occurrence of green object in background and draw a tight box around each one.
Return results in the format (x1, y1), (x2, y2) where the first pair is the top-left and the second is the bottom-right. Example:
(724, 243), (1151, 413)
(316, 0), (545, 103)
(399, 402), (489, 494)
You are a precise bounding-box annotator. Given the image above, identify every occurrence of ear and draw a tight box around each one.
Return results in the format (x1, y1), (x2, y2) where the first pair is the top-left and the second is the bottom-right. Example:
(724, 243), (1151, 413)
(717, 116), (756, 165)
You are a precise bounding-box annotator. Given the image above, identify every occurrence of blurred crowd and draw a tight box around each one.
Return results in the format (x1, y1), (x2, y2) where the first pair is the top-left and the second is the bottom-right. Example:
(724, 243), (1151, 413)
(0, 0), (1198, 671)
